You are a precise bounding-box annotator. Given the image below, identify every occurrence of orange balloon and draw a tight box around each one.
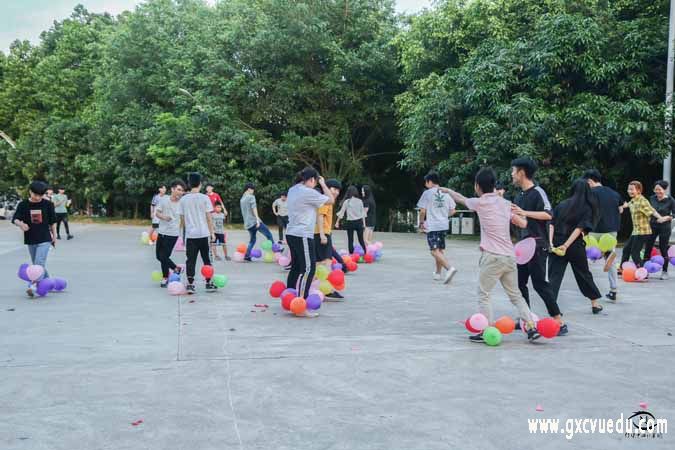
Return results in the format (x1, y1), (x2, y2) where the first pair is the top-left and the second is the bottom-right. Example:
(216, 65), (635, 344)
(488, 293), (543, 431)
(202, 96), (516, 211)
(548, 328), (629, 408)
(150, 232), (158, 241)
(495, 316), (515, 334)
(342, 255), (352, 264)
(236, 243), (247, 254)
(622, 267), (636, 282)
(290, 297), (307, 315)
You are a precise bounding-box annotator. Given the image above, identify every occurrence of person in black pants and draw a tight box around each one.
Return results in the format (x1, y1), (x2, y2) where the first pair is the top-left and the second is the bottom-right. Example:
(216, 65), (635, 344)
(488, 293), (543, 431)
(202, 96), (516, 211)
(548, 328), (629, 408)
(644, 180), (675, 280)
(335, 186), (367, 254)
(548, 179), (604, 314)
(155, 180), (185, 286)
(272, 193), (289, 243)
(510, 158), (566, 334)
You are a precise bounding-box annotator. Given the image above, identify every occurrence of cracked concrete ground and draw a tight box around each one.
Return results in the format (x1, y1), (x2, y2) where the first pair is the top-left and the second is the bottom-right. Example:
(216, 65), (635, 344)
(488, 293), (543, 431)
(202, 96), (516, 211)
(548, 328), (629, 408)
(0, 222), (673, 450)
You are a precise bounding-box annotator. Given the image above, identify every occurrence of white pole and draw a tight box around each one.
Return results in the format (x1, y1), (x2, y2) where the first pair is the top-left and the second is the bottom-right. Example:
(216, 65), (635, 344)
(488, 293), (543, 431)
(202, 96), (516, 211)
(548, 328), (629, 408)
(664, 0), (675, 193)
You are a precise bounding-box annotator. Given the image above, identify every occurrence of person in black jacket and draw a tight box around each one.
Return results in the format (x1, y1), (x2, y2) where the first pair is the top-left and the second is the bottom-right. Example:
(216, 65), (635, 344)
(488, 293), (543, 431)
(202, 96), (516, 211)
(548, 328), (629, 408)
(644, 180), (675, 280)
(11, 181), (57, 297)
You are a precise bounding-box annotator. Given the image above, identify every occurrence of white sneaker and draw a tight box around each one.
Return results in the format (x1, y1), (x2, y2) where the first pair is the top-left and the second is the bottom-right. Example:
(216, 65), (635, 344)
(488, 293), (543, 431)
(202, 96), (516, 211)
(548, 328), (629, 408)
(444, 267), (458, 285)
(660, 272), (669, 280)
(432, 272), (441, 281)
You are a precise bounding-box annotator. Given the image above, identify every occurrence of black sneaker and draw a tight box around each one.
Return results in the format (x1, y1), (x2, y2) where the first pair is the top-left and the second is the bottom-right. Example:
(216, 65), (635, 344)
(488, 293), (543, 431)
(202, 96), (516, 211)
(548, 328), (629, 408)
(514, 320), (522, 331)
(244, 257), (252, 262)
(469, 333), (484, 343)
(592, 305), (603, 315)
(186, 284), (196, 295)
(526, 327), (541, 342)
(557, 324), (569, 336)
(57, 235), (62, 240)
(325, 291), (344, 300)
(605, 291), (617, 302)
(67, 235), (74, 240)
(205, 282), (217, 292)
(160, 279), (168, 288)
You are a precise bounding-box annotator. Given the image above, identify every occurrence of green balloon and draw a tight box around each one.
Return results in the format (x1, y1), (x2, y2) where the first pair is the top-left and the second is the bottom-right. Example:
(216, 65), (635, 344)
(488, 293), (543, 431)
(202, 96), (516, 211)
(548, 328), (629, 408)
(151, 271), (163, 282)
(598, 234), (617, 252)
(261, 240), (273, 251)
(213, 274), (228, 288)
(482, 326), (502, 346)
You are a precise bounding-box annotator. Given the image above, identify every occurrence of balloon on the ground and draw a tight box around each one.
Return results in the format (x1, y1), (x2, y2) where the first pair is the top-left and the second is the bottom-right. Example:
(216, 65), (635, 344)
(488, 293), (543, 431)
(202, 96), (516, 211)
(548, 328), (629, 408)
(290, 297), (307, 315)
(251, 249), (262, 259)
(339, 249), (349, 256)
(374, 241), (383, 250)
(515, 238), (536, 265)
(26, 265), (44, 282)
(645, 262), (661, 274)
(536, 318), (560, 338)
(36, 278), (53, 297)
(319, 280), (333, 295)
(213, 274), (228, 288)
(327, 269), (344, 287)
(169, 272), (181, 282)
(168, 281), (186, 295)
(281, 289), (297, 305)
(261, 240), (273, 251)
(495, 316), (515, 334)
(483, 327), (502, 346)
(332, 282), (345, 291)
(331, 263), (342, 271)
(354, 245), (365, 256)
(621, 261), (636, 270)
(622, 267), (636, 282)
(342, 255), (352, 264)
(468, 313), (488, 331)
(364, 253), (375, 263)
(671, 257), (675, 266)
(269, 281), (286, 298)
(281, 295), (293, 311)
(236, 243), (247, 254)
(232, 252), (245, 262)
(151, 271), (163, 282)
(367, 244), (377, 254)
(52, 277), (67, 291)
(201, 265), (214, 279)
(635, 267), (648, 281)
(346, 261), (358, 272)
(651, 247), (659, 258)
(278, 255), (290, 266)
(17, 263), (30, 282)
(272, 243), (283, 253)
(650, 255), (665, 267)
(263, 251), (275, 263)
(598, 234), (617, 252)
(316, 265), (329, 280)
(465, 318), (479, 333)
(306, 293), (322, 310)
(668, 246), (675, 258)
(586, 247), (602, 261)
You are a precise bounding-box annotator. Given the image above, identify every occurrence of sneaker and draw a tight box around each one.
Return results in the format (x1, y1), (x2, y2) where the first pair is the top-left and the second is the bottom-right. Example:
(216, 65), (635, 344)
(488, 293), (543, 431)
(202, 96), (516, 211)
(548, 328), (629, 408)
(205, 282), (217, 292)
(514, 320), (522, 330)
(224, 256), (231, 261)
(186, 284), (196, 295)
(660, 272), (669, 280)
(67, 235), (74, 240)
(526, 327), (541, 342)
(432, 272), (441, 281)
(244, 257), (252, 262)
(443, 267), (458, 285)
(592, 304), (603, 315)
(557, 324), (569, 336)
(57, 235), (62, 240)
(603, 252), (616, 272)
(469, 333), (484, 343)
(26, 287), (35, 298)
(160, 279), (168, 288)
(325, 291), (344, 301)
(605, 291), (617, 302)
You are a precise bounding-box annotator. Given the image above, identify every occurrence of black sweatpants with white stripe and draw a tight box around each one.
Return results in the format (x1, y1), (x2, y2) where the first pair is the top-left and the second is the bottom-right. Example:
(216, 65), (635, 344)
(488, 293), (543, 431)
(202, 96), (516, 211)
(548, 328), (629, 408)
(286, 235), (316, 299)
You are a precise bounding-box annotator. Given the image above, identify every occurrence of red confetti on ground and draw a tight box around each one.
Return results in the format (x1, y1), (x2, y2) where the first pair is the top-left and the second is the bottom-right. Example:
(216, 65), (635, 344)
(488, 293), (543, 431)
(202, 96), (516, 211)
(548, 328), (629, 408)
(131, 419), (144, 426)
(639, 402), (648, 409)
(535, 405), (544, 412)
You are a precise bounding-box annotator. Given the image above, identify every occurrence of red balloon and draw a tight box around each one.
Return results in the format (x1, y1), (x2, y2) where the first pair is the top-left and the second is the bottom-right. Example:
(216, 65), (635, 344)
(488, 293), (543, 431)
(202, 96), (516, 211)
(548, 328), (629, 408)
(347, 262), (358, 272)
(201, 265), (214, 279)
(364, 253), (375, 264)
(651, 247), (659, 258)
(465, 318), (479, 333)
(333, 282), (345, 291)
(536, 318), (560, 339)
(327, 270), (345, 287)
(351, 253), (360, 262)
(281, 294), (293, 310)
(269, 281), (286, 298)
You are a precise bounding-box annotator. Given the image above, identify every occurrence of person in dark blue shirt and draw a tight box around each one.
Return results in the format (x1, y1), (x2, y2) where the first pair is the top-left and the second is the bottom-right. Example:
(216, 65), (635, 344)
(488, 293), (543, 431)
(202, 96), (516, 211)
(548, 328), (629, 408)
(644, 180), (675, 280)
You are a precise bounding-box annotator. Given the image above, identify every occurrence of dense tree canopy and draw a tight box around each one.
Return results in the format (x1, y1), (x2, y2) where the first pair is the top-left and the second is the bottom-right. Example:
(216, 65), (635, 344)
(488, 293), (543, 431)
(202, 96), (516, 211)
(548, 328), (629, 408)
(0, 0), (671, 224)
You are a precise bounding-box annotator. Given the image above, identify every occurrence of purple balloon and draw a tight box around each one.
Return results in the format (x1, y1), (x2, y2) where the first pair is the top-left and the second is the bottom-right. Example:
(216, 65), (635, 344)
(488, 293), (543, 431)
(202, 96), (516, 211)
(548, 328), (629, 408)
(272, 243), (283, 253)
(331, 263), (343, 271)
(251, 249), (262, 259)
(36, 278), (54, 297)
(354, 245), (365, 256)
(650, 255), (665, 267)
(281, 288), (297, 298)
(645, 262), (661, 274)
(18, 263), (30, 282)
(671, 257), (675, 267)
(586, 247), (602, 261)
(306, 293), (322, 310)
(52, 278), (67, 292)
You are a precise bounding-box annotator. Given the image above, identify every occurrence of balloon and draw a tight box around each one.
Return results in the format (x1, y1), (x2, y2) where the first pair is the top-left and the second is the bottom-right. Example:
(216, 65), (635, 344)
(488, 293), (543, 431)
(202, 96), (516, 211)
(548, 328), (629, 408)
(263, 251), (275, 263)
(650, 247), (659, 258)
(310, 279), (321, 291)
(671, 257), (675, 267)
(151, 271), (163, 282)
(141, 231), (149, 239)
(201, 265), (214, 279)
(342, 255), (352, 264)
(346, 261), (358, 272)
(168, 281), (186, 295)
(36, 279), (53, 297)
(281, 295), (293, 311)
(333, 282), (345, 291)
(338, 249), (348, 256)
(465, 318), (479, 333)
(635, 267), (648, 281)
(236, 244), (247, 254)
(374, 241), (384, 250)
(622, 267), (636, 282)
(495, 316), (515, 335)
(18, 263), (30, 282)
(650, 255), (665, 267)
(141, 234), (150, 244)
(278, 256), (290, 266)
(327, 270), (345, 287)
(281, 290), (298, 305)
(669, 246), (675, 258)
(483, 327), (502, 346)
(515, 238), (536, 265)
(174, 237), (185, 251)
(359, 256), (365, 263)
(261, 240), (273, 251)
(290, 297), (307, 315)
(306, 293), (322, 310)
(364, 253), (375, 264)
(251, 249), (262, 259)
(269, 281), (286, 298)
(319, 280), (333, 295)
(536, 318), (560, 338)
(645, 262), (661, 274)
(331, 263), (343, 271)
(598, 234), (617, 252)
(354, 245), (365, 256)
(52, 277), (67, 292)
(316, 265), (329, 280)
(272, 243), (283, 253)
(621, 261), (636, 271)
(26, 265), (44, 282)
(169, 272), (181, 283)
(367, 244), (377, 254)
(150, 232), (158, 242)
(232, 252), (245, 262)
(469, 313), (488, 332)
(584, 235), (599, 249)
(274, 252), (281, 262)
(586, 247), (602, 261)
(213, 274), (228, 288)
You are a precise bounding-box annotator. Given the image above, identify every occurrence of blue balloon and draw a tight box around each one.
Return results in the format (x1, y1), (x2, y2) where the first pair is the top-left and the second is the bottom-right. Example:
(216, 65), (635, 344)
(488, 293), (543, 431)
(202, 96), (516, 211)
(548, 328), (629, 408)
(169, 272), (181, 282)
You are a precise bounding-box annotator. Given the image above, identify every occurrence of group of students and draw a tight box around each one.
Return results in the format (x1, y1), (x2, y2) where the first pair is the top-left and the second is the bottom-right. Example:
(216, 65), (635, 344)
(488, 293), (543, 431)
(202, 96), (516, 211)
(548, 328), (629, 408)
(417, 158), (674, 342)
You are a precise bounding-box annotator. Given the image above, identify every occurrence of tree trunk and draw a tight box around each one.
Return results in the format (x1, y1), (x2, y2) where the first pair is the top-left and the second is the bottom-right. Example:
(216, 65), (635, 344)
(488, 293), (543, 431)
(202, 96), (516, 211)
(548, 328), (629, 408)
(133, 200), (139, 219)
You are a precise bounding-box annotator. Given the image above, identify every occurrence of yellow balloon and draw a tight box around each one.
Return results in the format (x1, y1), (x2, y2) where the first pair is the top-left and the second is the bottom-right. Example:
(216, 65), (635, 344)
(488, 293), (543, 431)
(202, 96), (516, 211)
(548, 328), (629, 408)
(585, 235), (599, 249)
(598, 234), (617, 252)
(316, 265), (329, 280)
(319, 280), (333, 295)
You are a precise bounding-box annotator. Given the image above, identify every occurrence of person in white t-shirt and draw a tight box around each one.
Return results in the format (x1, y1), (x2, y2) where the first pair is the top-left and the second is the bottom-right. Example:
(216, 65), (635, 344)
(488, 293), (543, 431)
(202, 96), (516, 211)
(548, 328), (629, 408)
(179, 172), (216, 294)
(148, 185), (166, 242)
(155, 179), (186, 287)
(286, 167), (334, 306)
(417, 172), (457, 285)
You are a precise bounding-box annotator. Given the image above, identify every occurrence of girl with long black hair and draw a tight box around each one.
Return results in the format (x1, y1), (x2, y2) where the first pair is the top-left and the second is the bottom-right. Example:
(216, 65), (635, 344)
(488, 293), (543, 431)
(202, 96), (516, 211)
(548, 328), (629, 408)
(335, 185), (367, 254)
(548, 179), (604, 315)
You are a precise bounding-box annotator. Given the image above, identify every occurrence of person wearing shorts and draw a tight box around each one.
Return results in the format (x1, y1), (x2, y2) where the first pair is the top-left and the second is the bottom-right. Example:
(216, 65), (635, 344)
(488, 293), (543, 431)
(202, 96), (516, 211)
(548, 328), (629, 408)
(417, 172), (457, 284)
(211, 204), (230, 261)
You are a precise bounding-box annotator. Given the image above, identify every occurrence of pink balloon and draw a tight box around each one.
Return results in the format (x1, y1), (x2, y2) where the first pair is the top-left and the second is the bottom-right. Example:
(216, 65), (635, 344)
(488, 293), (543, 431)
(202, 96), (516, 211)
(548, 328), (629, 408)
(273, 252), (281, 262)
(515, 238), (536, 265)
(310, 279), (321, 291)
(621, 261), (637, 270)
(168, 281), (186, 295)
(668, 246), (675, 258)
(635, 267), (648, 281)
(232, 252), (245, 262)
(174, 237), (185, 252)
(278, 256), (290, 266)
(469, 313), (489, 331)
(374, 241), (384, 250)
(520, 312), (540, 334)
(26, 265), (44, 282)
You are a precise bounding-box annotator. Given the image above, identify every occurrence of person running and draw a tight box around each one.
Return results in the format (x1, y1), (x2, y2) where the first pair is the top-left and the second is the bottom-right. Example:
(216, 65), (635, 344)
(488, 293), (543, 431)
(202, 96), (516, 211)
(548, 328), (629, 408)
(510, 158), (566, 334)
(205, 184), (228, 217)
(52, 187), (73, 240)
(240, 183), (275, 261)
(548, 179), (604, 315)
(335, 186), (368, 255)
(211, 204), (230, 261)
(583, 169), (622, 301)
(362, 185), (376, 245)
(619, 181), (668, 269)
(179, 173), (216, 294)
(438, 168), (540, 343)
(155, 179), (186, 287)
(316, 179), (344, 300)
(11, 181), (57, 297)
(149, 185), (167, 241)
(272, 192), (289, 244)
(415, 172), (457, 284)
(644, 180), (675, 280)
(286, 167), (334, 310)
